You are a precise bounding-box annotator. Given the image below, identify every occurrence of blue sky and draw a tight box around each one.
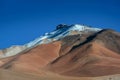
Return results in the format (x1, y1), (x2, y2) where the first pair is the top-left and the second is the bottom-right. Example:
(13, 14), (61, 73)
(0, 0), (120, 49)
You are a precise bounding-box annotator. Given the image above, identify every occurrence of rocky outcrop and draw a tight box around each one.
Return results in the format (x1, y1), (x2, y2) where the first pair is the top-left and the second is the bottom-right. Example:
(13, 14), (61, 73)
(56, 24), (68, 30)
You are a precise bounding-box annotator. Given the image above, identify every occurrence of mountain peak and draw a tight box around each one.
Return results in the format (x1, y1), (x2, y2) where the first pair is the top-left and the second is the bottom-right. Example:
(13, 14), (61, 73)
(26, 24), (102, 47)
(56, 24), (101, 32)
(0, 24), (102, 58)
(56, 24), (87, 30)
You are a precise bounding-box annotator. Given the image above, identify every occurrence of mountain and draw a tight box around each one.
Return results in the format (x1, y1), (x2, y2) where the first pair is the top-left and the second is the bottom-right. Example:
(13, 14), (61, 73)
(0, 24), (101, 58)
(0, 24), (120, 80)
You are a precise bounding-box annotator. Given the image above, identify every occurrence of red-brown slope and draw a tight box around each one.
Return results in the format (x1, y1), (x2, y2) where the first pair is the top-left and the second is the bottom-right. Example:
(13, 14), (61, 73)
(46, 42), (120, 77)
(0, 57), (15, 67)
(1, 41), (61, 73)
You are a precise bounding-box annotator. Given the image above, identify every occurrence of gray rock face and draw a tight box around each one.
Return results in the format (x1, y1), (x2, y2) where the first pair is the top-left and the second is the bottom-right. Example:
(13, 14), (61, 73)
(56, 24), (68, 30)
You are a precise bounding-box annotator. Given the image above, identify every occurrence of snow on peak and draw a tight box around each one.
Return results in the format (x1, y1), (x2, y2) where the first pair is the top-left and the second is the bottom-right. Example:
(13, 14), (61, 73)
(25, 24), (102, 48)
(70, 24), (101, 31)
(70, 24), (86, 31)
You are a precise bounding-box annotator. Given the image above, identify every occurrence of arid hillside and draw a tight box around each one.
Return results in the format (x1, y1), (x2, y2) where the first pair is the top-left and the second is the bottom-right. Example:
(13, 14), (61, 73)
(0, 24), (120, 80)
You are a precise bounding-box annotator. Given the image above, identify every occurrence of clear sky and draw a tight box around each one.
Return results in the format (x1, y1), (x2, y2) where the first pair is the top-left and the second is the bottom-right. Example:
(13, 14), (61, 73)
(0, 0), (120, 49)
